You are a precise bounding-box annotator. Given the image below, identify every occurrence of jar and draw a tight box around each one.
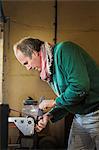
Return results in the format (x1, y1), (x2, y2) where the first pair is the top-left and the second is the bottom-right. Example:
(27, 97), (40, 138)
(22, 97), (39, 119)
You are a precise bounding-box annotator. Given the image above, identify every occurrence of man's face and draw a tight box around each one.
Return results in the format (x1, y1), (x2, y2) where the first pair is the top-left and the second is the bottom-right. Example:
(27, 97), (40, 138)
(15, 49), (41, 71)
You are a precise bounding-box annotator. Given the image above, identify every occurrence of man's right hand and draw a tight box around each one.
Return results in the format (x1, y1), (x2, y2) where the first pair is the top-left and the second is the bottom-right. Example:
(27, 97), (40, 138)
(35, 114), (50, 132)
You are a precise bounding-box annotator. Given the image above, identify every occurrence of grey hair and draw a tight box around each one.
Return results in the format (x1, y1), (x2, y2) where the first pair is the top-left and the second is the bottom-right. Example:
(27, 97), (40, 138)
(13, 37), (44, 58)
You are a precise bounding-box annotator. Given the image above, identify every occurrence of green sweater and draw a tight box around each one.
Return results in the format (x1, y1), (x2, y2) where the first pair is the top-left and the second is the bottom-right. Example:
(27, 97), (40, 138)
(49, 41), (99, 122)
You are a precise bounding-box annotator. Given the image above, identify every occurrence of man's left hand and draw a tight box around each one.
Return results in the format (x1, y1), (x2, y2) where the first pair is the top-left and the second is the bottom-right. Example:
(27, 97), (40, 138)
(39, 99), (56, 110)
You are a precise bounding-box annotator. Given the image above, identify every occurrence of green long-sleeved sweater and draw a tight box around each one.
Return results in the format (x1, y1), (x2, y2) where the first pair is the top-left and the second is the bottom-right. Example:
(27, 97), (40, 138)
(49, 41), (99, 122)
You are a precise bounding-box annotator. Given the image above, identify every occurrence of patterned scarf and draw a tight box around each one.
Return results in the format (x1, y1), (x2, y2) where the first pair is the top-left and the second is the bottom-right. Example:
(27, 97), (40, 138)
(40, 42), (53, 82)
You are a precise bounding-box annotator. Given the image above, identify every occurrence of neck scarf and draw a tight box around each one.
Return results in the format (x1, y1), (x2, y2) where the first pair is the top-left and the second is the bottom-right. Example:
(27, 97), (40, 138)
(40, 42), (53, 82)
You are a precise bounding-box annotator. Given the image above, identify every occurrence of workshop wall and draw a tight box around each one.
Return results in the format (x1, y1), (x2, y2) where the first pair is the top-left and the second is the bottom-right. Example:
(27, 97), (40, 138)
(57, 1), (99, 64)
(3, 1), (56, 113)
(3, 0), (99, 149)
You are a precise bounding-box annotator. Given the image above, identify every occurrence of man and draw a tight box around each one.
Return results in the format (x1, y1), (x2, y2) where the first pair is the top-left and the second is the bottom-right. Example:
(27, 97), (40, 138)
(13, 37), (99, 150)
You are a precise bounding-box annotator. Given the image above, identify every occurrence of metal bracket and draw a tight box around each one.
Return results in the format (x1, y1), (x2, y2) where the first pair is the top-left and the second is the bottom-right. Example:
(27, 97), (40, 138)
(8, 117), (34, 136)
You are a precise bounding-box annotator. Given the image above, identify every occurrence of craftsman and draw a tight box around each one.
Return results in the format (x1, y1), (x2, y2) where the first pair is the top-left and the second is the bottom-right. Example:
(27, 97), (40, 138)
(13, 37), (99, 150)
